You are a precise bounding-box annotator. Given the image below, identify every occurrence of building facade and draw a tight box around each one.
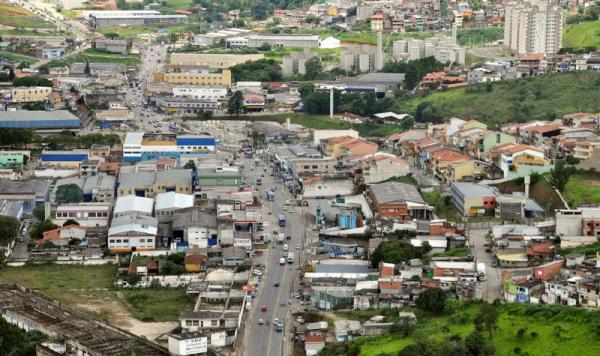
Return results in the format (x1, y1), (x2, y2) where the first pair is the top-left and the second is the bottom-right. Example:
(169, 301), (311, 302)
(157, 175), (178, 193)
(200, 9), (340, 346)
(504, 0), (563, 55)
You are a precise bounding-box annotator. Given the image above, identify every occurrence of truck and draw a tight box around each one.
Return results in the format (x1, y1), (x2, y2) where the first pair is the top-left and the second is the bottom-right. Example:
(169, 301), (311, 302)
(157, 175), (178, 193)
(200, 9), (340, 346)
(287, 252), (294, 264)
(278, 214), (286, 227)
(277, 233), (284, 244)
(266, 190), (274, 201)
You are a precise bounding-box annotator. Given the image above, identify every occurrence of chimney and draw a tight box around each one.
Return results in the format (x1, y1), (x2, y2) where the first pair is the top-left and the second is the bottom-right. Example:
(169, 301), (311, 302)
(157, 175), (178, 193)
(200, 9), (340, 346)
(524, 174), (530, 199)
(376, 31), (384, 70)
(329, 87), (334, 118)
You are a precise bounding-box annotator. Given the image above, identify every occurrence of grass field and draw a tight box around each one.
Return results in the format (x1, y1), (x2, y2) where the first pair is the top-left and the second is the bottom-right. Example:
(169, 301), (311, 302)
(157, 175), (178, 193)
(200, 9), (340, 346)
(210, 113), (402, 137)
(121, 289), (196, 322)
(0, 265), (116, 290)
(97, 25), (187, 37)
(432, 246), (470, 258)
(401, 71), (600, 127)
(559, 242), (600, 256)
(563, 173), (600, 208)
(0, 4), (54, 29)
(352, 303), (600, 356)
(563, 20), (600, 50)
(46, 48), (140, 68)
(0, 51), (38, 64)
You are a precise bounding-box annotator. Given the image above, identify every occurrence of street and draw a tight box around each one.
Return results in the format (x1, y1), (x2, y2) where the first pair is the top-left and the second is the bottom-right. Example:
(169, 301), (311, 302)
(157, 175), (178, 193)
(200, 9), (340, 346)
(470, 229), (502, 302)
(241, 154), (306, 356)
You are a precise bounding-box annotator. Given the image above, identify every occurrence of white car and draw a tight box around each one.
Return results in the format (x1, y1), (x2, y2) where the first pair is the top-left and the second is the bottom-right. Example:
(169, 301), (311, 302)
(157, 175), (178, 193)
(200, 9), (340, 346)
(296, 244), (301, 250)
(252, 269), (262, 276)
(283, 244), (288, 251)
(258, 319), (264, 325)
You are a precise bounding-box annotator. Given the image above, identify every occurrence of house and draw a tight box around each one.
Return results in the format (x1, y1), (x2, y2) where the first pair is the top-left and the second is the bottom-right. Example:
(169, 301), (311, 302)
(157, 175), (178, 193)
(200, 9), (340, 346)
(322, 136), (378, 158)
(82, 174), (116, 203)
(334, 319), (362, 342)
(304, 333), (326, 356)
(451, 182), (497, 216)
(355, 153), (410, 184)
(184, 253), (207, 272)
(368, 181), (432, 221)
(387, 129), (427, 151)
(40, 225), (86, 246)
(107, 214), (158, 252)
(172, 207), (218, 248)
(222, 246), (247, 266)
(301, 176), (354, 199)
(53, 203), (111, 227)
(448, 160), (488, 182)
(495, 144), (552, 179)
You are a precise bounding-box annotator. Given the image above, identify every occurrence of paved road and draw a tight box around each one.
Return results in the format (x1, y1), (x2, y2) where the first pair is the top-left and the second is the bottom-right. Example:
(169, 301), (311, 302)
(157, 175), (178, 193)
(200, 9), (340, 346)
(242, 155), (305, 356)
(19, 0), (89, 40)
(470, 228), (503, 302)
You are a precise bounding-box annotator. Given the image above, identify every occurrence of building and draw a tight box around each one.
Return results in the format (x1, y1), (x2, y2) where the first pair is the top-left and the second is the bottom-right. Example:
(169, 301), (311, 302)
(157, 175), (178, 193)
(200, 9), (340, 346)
(108, 214), (158, 252)
(556, 207), (600, 237)
(504, 0), (563, 55)
(172, 86), (228, 101)
(168, 333), (208, 356)
(82, 174), (116, 202)
(156, 97), (219, 115)
(0, 110), (81, 133)
(371, 11), (384, 31)
(193, 28), (252, 46)
(36, 45), (65, 59)
(113, 195), (154, 217)
(118, 169), (193, 197)
(10, 87), (52, 103)
(494, 143), (552, 179)
(282, 49), (316, 76)
(94, 38), (128, 54)
(392, 34), (466, 65)
(86, 10), (187, 28)
(40, 224), (86, 246)
(154, 69), (231, 87)
(341, 44), (383, 72)
(170, 53), (264, 68)
(246, 34), (320, 48)
(451, 182), (497, 216)
(0, 150), (29, 168)
(41, 150), (89, 167)
(123, 132), (216, 163)
(53, 203), (111, 227)
(155, 191), (194, 222)
(356, 153), (410, 184)
(197, 166), (242, 187)
(368, 181), (432, 221)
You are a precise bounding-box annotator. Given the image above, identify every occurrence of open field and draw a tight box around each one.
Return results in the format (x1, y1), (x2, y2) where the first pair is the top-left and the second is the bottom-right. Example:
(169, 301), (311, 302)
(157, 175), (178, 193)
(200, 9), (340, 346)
(0, 4), (54, 29)
(563, 173), (600, 208)
(401, 71), (600, 126)
(46, 48), (140, 68)
(563, 20), (600, 50)
(97, 25), (188, 37)
(0, 51), (39, 64)
(351, 303), (600, 356)
(121, 289), (196, 322)
(209, 113), (402, 137)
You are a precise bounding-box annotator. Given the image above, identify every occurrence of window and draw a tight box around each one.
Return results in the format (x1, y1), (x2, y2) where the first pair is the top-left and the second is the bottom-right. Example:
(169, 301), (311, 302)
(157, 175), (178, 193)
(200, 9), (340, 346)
(211, 320), (218, 326)
(139, 239), (145, 243)
(186, 320), (192, 326)
(116, 239), (121, 243)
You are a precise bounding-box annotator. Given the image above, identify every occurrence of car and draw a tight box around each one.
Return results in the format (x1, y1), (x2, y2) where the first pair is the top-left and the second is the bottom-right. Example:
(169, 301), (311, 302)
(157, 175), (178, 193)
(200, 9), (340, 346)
(252, 269), (262, 276)
(296, 244), (301, 250)
(282, 252), (288, 258)
(491, 260), (498, 268)
(288, 209), (293, 213)
(274, 282), (280, 287)
(283, 244), (288, 251)
(271, 187), (276, 192)
(294, 293), (301, 299)
(258, 319), (264, 325)
(284, 200), (290, 206)
(286, 234), (291, 240)
(261, 305), (267, 312)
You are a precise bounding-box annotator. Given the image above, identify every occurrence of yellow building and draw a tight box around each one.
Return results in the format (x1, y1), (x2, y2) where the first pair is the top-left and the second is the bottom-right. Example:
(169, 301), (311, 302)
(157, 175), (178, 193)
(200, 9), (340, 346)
(154, 69), (232, 87)
(11, 87), (52, 103)
(170, 53), (264, 68)
(448, 160), (488, 182)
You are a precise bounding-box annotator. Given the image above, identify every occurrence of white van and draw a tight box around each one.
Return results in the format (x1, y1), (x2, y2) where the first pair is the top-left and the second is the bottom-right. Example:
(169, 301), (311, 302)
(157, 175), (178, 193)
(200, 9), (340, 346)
(279, 258), (286, 265)
(283, 244), (289, 251)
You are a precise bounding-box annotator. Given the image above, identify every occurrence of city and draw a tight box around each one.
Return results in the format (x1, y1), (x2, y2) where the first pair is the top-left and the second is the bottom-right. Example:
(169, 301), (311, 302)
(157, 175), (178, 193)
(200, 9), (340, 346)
(0, 0), (600, 355)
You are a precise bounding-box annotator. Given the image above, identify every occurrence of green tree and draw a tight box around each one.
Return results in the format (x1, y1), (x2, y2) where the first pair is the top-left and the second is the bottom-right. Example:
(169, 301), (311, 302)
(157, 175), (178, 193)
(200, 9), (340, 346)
(0, 215), (20, 245)
(303, 56), (323, 80)
(465, 330), (494, 355)
(38, 65), (49, 75)
(63, 219), (79, 226)
(370, 239), (432, 268)
(251, 3), (268, 20)
(161, 261), (185, 275)
(55, 184), (84, 204)
(298, 82), (315, 98)
(29, 220), (58, 240)
(12, 76), (52, 87)
(259, 42), (272, 51)
(549, 159), (572, 192)
(8, 68), (15, 81)
(415, 288), (447, 315)
(228, 90), (244, 117)
(0, 316), (46, 355)
(474, 303), (499, 340)
(84, 61), (90, 75)
(32, 205), (46, 222)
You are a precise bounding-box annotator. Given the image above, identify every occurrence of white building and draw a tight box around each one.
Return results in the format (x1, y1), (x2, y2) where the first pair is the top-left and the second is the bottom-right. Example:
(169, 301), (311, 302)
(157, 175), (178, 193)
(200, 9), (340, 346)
(113, 195), (154, 217)
(155, 191), (194, 222)
(172, 86), (228, 101)
(392, 34), (465, 65)
(504, 0), (563, 55)
(168, 334), (208, 356)
(108, 214), (158, 252)
(53, 203), (111, 227)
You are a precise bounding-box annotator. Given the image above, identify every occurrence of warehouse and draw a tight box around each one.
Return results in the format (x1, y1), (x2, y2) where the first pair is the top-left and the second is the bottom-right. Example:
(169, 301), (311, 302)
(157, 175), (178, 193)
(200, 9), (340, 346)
(0, 110), (81, 133)
(246, 34), (320, 48)
(86, 10), (187, 28)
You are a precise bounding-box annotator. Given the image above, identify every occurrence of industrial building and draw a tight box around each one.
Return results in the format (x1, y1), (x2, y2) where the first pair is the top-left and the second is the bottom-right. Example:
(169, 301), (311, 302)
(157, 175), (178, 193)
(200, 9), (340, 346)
(170, 53), (264, 68)
(123, 132), (217, 162)
(9, 87), (52, 103)
(156, 96), (220, 115)
(154, 69), (232, 87)
(85, 10), (187, 28)
(0, 110), (81, 133)
(172, 86), (228, 101)
(193, 28), (253, 46)
(246, 34), (320, 48)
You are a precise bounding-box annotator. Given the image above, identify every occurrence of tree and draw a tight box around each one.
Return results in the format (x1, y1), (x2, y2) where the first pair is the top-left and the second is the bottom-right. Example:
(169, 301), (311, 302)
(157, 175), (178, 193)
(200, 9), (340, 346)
(126, 273), (141, 286)
(549, 159), (572, 192)
(259, 42), (272, 51)
(228, 90), (244, 117)
(0, 316), (45, 355)
(415, 102), (444, 123)
(415, 288), (447, 315)
(32, 205), (45, 222)
(12, 76), (52, 87)
(251, 3), (268, 20)
(55, 184), (84, 204)
(84, 61), (90, 75)
(370, 239), (432, 268)
(8, 68), (14, 81)
(465, 330), (494, 355)
(161, 260), (185, 275)
(474, 303), (499, 340)
(29, 220), (58, 240)
(0, 215), (20, 245)
(298, 82), (315, 98)
(63, 219), (80, 226)
(38, 64), (49, 75)
(303, 56), (323, 80)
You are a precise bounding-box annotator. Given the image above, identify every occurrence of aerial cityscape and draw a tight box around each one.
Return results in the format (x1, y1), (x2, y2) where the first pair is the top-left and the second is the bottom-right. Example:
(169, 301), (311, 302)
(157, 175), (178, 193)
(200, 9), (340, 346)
(1, 0), (600, 355)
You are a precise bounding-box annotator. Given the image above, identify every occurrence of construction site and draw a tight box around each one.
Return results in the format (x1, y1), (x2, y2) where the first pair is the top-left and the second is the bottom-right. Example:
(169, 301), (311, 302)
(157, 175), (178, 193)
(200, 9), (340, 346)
(0, 284), (169, 355)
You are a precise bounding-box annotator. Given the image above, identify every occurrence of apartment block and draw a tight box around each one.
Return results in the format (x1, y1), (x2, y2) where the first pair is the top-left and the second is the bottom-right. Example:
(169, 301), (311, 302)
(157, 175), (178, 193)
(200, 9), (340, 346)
(504, 0), (563, 55)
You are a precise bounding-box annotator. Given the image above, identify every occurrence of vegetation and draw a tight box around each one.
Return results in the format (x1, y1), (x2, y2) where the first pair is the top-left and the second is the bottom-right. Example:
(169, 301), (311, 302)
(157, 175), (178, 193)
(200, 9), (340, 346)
(549, 159), (572, 192)
(432, 246), (470, 258)
(332, 302), (600, 356)
(559, 241), (600, 256)
(416, 288), (447, 315)
(562, 20), (600, 52)
(401, 71), (600, 127)
(46, 49), (139, 68)
(0, 317), (46, 356)
(424, 192), (459, 221)
(121, 289), (196, 322)
(0, 4), (54, 29)
(227, 90), (244, 117)
(370, 239), (431, 268)
(381, 56), (446, 90)
(12, 76), (53, 87)
(0, 51), (38, 65)
(55, 184), (84, 204)
(230, 58), (283, 82)
(563, 173), (600, 208)
(0, 215), (20, 245)
(29, 220), (58, 240)
(456, 27), (504, 47)
(42, 132), (121, 150)
(0, 265), (117, 291)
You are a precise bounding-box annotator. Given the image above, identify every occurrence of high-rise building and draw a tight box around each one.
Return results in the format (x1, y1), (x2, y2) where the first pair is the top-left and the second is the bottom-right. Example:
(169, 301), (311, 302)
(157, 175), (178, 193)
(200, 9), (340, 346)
(504, 0), (563, 55)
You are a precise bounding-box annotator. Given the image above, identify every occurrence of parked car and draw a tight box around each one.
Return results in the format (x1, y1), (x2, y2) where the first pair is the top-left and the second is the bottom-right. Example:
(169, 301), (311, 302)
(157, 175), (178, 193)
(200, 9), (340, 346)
(261, 305), (268, 312)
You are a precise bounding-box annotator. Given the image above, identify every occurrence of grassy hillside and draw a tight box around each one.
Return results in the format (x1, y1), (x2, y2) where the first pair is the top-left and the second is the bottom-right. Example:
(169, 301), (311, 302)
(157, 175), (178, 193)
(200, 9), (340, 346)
(0, 4), (54, 29)
(341, 302), (600, 356)
(400, 71), (600, 127)
(563, 20), (600, 50)
(46, 49), (140, 68)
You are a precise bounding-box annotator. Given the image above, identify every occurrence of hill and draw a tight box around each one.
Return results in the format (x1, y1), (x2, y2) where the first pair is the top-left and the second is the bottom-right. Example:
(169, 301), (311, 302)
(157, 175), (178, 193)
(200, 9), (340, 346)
(563, 20), (600, 51)
(398, 71), (600, 127)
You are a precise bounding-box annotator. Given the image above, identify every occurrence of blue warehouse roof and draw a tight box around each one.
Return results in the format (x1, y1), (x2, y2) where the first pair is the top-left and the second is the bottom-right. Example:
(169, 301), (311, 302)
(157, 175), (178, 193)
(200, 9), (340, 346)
(0, 110), (81, 130)
(176, 136), (216, 146)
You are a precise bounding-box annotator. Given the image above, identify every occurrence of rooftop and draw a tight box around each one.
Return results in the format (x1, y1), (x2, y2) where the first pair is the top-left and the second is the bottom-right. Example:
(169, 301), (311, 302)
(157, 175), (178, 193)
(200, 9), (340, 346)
(114, 195), (154, 215)
(452, 182), (496, 197)
(369, 181), (425, 205)
(155, 191), (194, 210)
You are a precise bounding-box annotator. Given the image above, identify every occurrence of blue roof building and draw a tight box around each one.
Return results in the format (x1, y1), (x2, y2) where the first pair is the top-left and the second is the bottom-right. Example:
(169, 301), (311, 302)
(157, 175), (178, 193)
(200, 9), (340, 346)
(0, 110), (81, 132)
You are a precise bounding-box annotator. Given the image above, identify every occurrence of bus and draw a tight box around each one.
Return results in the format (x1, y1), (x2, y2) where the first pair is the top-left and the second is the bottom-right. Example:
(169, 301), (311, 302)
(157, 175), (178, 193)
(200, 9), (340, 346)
(266, 190), (274, 201)
(278, 214), (286, 227)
